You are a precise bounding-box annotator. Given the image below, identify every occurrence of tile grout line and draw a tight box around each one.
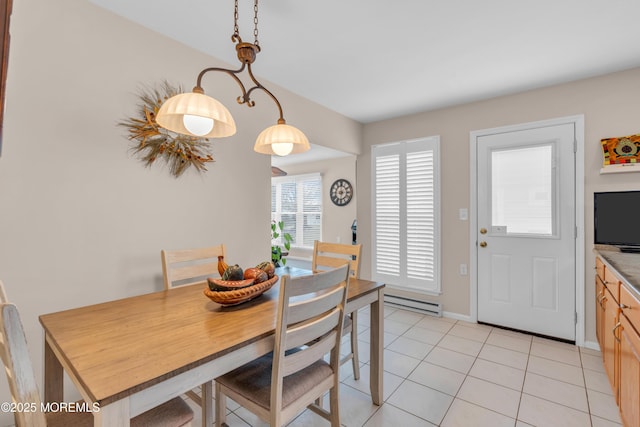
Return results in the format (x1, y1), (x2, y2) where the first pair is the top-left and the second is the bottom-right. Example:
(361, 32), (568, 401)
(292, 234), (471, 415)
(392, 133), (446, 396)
(581, 348), (596, 427)
(513, 330), (533, 426)
(447, 322), (523, 425)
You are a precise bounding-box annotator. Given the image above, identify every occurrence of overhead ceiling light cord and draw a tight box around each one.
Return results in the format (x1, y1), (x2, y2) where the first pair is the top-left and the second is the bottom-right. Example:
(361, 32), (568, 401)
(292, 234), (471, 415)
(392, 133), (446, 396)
(155, 0), (309, 157)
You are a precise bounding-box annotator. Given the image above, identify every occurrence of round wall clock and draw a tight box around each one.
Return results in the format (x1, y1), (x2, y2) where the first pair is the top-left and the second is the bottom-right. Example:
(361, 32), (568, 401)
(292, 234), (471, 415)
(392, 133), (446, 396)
(330, 179), (353, 206)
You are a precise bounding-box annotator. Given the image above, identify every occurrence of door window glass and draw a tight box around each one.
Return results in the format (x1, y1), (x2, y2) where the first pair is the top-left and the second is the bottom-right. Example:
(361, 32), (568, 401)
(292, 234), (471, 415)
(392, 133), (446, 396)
(491, 144), (555, 236)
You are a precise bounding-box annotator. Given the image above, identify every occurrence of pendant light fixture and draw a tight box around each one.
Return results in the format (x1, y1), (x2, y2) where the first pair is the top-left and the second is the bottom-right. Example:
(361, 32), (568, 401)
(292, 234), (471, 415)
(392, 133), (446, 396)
(156, 0), (310, 157)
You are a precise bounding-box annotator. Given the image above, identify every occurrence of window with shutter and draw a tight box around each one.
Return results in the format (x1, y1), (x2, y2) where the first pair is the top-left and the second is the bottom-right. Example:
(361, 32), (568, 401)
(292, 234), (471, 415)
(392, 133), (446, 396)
(272, 173), (322, 249)
(372, 137), (440, 294)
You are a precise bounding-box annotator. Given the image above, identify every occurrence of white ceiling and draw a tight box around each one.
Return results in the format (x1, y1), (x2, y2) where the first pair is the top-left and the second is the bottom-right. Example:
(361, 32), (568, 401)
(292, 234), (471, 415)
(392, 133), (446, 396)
(91, 0), (640, 163)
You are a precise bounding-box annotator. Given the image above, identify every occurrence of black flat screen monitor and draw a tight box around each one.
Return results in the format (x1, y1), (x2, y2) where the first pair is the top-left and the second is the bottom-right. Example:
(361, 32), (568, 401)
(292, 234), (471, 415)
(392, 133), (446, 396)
(594, 190), (640, 253)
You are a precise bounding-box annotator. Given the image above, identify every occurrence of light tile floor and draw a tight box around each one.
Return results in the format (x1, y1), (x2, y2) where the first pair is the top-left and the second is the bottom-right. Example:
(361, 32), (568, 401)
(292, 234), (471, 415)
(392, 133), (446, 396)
(186, 304), (623, 427)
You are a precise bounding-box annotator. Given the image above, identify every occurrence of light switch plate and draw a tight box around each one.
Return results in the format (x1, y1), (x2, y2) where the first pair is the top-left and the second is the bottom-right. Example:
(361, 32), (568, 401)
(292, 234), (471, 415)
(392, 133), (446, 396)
(459, 208), (468, 221)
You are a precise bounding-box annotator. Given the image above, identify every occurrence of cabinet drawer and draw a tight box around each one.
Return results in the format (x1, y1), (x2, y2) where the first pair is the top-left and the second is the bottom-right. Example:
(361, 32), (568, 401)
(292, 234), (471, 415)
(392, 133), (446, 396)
(596, 257), (606, 281)
(621, 285), (640, 334)
(604, 267), (621, 303)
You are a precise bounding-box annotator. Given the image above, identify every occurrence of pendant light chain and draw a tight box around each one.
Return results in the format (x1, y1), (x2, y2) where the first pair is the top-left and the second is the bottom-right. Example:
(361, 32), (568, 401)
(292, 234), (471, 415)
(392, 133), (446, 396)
(232, 0), (259, 49)
(253, 0), (260, 48)
(233, 0), (240, 40)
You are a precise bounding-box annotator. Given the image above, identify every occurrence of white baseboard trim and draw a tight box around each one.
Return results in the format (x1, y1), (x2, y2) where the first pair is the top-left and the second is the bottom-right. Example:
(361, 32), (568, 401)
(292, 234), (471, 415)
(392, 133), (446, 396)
(582, 340), (601, 352)
(442, 311), (473, 322)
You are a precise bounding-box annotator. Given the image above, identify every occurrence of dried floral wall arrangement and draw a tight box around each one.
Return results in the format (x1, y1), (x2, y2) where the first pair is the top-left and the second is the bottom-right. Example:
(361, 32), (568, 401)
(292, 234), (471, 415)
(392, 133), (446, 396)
(119, 82), (214, 178)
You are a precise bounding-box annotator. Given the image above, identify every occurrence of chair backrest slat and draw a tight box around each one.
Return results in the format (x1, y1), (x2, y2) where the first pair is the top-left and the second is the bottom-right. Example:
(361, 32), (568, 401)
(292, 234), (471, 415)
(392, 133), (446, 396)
(287, 286), (344, 325)
(283, 330), (337, 377)
(312, 241), (362, 279)
(168, 262), (218, 284)
(285, 308), (341, 350)
(161, 244), (226, 289)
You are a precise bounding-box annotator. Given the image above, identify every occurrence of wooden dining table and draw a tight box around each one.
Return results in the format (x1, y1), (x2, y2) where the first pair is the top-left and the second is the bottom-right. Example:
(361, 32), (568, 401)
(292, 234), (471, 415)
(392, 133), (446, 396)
(39, 266), (385, 426)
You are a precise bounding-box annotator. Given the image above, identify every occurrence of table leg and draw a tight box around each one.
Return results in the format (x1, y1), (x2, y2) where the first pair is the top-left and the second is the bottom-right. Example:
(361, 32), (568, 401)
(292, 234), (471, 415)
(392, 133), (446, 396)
(369, 289), (384, 405)
(202, 380), (213, 427)
(44, 339), (63, 404)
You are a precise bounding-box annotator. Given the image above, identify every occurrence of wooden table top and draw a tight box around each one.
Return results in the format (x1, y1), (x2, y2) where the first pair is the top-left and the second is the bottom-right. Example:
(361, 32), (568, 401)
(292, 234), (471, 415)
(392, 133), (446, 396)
(39, 267), (384, 405)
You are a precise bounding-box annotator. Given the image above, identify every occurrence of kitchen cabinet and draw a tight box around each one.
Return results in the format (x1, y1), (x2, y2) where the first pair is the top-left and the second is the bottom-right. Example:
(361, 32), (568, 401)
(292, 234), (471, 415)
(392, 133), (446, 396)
(595, 250), (640, 426)
(619, 285), (640, 427)
(596, 256), (620, 400)
(597, 277), (619, 399)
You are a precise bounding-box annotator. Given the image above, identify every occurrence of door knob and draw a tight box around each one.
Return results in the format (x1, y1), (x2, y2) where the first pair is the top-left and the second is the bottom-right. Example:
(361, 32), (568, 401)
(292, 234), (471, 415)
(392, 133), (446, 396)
(479, 241), (487, 247)
(480, 228), (487, 234)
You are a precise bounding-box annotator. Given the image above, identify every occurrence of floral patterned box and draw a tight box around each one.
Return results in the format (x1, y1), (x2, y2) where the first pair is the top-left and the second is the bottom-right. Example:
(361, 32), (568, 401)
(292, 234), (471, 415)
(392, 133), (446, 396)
(601, 134), (640, 165)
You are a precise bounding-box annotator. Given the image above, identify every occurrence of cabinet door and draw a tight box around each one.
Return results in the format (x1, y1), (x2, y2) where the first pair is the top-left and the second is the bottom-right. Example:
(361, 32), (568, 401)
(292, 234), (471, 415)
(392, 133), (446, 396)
(619, 314), (640, 427)
(596, 275), (605, 350)
(603, 286), (619, 402)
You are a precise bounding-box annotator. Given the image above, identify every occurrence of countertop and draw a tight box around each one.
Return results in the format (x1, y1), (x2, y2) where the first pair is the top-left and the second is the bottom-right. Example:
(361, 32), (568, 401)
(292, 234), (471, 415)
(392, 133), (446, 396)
(594, 245), (640, 299)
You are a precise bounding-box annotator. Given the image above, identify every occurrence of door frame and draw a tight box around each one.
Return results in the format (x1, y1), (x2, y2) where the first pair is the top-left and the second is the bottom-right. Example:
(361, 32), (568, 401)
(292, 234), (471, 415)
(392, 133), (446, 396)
(469, 115), (585, 346)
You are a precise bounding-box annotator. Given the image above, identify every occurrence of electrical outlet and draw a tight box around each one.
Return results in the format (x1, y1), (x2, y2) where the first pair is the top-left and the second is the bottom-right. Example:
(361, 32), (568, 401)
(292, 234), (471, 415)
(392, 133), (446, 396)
(459, 264), (468, 275)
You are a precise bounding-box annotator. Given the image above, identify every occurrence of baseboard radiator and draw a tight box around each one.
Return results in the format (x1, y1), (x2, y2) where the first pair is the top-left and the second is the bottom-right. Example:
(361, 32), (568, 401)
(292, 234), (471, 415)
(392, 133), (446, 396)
(385, 294), (442, 317)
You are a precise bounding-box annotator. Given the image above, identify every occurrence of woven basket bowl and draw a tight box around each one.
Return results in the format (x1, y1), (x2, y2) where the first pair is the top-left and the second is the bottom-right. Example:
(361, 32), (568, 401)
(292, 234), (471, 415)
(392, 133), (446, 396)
(204, 275), (278, 306)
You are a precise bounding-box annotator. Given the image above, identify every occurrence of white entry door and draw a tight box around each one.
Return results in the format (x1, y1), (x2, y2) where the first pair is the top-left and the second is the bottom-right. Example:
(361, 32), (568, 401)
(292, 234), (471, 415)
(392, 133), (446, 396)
(476, 122), (576, 341)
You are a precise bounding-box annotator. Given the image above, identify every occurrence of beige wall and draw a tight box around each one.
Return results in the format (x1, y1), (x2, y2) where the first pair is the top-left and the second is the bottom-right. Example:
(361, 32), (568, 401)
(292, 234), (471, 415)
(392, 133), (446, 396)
(0, 0), (360, 421)
(278, 155), (357, 261)
(358, 66), (640, 345)
(2, 0), (640, 420)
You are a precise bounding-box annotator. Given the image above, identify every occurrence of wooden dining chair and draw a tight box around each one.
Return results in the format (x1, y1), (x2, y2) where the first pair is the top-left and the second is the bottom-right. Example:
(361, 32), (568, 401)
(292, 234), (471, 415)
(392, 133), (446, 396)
(161, 244), (226, 289)
(312, 240), (363, 380)
(0, 301), (194, 427)
(215, 264), (350, 427)
(160, 244), (226, 411)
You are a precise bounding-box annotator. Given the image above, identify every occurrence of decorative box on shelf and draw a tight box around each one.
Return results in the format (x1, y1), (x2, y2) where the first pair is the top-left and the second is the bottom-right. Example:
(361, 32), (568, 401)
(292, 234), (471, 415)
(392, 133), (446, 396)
(601, 133), (640, 174)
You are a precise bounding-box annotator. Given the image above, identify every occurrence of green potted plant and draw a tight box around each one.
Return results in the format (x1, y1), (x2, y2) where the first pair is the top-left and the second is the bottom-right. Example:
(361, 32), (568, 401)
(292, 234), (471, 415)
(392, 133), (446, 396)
(271, 220), (292, 267)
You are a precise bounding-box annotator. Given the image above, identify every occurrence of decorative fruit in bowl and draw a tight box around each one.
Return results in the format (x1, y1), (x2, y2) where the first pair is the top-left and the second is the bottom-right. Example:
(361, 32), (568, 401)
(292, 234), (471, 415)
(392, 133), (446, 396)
(244, 267), (268, 284)
(256, 261), (275, 279)
(217, 256), (229, 276)
(222, 264), (243, 281)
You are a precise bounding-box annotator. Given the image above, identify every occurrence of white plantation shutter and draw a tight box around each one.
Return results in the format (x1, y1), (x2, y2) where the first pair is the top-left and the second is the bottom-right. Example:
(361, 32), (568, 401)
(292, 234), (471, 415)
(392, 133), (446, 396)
(272, 173), (322, 249)
(372, 137), (440, 293)
(374, 153), (401, 276)
(302, 177), (322, 246)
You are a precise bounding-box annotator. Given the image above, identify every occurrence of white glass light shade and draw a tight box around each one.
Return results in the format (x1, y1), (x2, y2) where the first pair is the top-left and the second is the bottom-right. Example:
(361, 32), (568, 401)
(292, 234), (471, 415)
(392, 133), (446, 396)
(156, 92), (236, 138)
(253, 123), (310, 156)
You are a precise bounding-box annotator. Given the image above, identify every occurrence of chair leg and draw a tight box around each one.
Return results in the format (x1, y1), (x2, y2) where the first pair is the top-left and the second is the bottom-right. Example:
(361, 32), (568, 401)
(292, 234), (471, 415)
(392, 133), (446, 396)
(215, 382), (227, 427)
(329, 386), (340, 427)
(350, 311), (360, 380)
